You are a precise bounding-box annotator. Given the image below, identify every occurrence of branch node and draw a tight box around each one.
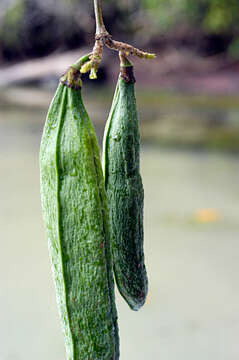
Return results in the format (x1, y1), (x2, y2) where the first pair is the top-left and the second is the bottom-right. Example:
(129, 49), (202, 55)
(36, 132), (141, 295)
(90, 0), (156, 79)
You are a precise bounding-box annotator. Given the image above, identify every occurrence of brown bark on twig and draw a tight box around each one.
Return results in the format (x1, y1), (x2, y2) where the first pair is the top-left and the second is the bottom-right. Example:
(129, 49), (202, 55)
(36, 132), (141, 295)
(80, 0), (155, 78)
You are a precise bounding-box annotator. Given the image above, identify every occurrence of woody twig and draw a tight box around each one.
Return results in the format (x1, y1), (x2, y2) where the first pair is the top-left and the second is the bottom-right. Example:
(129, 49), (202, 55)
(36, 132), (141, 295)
(80, 0), (156, 79)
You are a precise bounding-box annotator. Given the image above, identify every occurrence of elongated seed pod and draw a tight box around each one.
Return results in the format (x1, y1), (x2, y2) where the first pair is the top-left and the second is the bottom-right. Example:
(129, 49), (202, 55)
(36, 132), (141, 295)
(103, 63), (148, 311)
(40, 64), (119, 360)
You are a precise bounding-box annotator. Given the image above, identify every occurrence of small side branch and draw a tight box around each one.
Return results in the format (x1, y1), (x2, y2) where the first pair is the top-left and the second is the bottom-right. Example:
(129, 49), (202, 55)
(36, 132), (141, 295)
(104, 35), (155, 59)
(81, 39), (103, 79)
(81, 0), (156, 78)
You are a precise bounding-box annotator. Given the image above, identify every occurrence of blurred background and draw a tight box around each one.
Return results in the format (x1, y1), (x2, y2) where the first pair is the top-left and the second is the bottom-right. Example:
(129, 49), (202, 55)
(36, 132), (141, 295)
(1, 0), (239, 359)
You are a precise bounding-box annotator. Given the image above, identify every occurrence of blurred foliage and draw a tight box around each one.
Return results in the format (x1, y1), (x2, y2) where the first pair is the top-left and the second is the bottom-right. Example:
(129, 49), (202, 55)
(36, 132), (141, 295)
(228, 38), (239, 59)
(140, 0), (239, 33)
(1, 0), (239, 62)
(0, 0), (25, 47)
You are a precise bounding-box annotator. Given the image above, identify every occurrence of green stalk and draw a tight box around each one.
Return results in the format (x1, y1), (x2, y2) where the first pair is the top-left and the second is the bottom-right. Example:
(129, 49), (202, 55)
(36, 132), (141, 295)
(94, 0), (107, 35)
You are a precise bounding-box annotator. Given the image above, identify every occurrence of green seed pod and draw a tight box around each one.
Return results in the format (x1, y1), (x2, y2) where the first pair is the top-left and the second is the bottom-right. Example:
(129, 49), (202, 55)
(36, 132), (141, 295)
(40, 62), (119, 360)
(103, 63), (148, 311)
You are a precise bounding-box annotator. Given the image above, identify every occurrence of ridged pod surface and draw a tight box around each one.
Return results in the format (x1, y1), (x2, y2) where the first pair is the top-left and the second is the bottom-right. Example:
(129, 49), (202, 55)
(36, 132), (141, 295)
(39, 67), (119, 360)
(103, 65), (148, 311)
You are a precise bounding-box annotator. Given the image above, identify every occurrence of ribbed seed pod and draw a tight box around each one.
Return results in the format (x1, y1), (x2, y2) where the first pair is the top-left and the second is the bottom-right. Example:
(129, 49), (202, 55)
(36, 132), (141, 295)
(39, 64), (119, 360)
(103, 63), (148, 311)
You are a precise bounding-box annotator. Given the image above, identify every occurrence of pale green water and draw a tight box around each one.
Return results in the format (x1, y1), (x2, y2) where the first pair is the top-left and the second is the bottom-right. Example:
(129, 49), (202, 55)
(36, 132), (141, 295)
(1, 85), (239, 151)
(0, 87), (239, 359)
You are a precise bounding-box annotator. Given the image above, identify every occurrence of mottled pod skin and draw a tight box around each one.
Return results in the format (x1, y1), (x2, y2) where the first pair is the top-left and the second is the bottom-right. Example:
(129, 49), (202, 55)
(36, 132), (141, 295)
(103, 65), (148, 311)
(39, 68), (119, 360)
